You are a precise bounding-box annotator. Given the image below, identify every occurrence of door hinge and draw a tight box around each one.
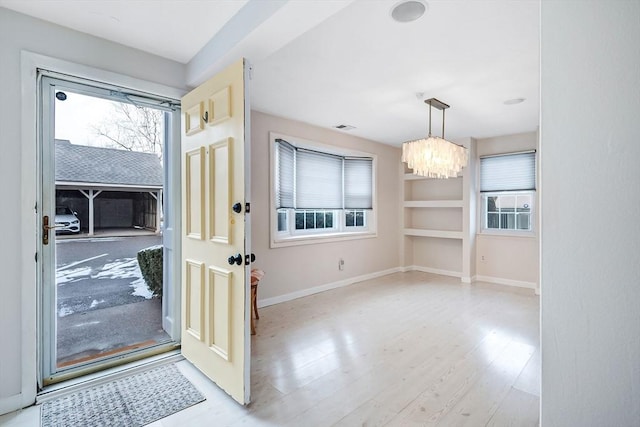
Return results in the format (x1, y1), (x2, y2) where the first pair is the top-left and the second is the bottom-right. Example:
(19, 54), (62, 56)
(245, 202), (251, 213)
(35, 252), (38, 262)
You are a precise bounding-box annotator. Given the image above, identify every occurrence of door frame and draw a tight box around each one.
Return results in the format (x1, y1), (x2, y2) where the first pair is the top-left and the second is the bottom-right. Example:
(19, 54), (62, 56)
(20, 52), (186, 399)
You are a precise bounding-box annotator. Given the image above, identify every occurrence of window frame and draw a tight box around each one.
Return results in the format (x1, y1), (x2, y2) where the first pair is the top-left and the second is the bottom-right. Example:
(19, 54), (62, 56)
(480, 190), (536, 235)
(270, 132), (377, 248)
(478, 150), (537, 237)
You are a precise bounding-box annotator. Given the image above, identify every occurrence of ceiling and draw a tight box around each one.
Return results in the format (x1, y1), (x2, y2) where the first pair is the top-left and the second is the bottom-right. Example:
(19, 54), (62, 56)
(0, 0), (540, 146)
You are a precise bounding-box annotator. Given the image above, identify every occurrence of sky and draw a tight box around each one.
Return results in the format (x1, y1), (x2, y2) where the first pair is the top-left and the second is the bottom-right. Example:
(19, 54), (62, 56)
(54, 90), (120, 147)
(54, 89), (165, 158)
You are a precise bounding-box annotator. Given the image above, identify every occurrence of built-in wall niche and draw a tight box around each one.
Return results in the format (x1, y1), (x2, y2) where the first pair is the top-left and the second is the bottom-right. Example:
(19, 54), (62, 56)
(406, 207), (462, 231)
(403, 166), (467, 277)
(402, 137), (476, 281)
(404, 177), (463, 201)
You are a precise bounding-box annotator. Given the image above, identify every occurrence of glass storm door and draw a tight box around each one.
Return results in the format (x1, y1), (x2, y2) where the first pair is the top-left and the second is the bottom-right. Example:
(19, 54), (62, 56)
(39, 74), (181, 384)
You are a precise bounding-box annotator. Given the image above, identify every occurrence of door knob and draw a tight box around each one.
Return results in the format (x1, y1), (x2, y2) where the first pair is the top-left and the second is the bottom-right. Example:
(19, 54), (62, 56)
(42, 215), (61, 245)
(232, 202), (242, 213)
(251, 253), (256, 263)
(43, 215), (51, 245)
(227, 254), (242, 266)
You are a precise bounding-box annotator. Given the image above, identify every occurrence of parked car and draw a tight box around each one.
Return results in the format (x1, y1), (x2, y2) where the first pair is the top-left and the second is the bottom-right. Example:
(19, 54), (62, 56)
(55, 206), (80, 233)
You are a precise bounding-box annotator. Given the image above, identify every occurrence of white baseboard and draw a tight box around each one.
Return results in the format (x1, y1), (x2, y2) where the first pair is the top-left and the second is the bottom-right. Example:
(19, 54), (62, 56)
(403, 268), (537, 292)
(407, 265), (462, 279)
(257, 267), (403, 308)
(475, 275), (538, 291)
(0, 393), (24, 415)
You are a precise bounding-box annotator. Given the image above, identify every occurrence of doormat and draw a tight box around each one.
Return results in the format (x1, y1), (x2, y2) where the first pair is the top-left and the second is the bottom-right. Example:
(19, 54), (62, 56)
(41, 364), (205, 427)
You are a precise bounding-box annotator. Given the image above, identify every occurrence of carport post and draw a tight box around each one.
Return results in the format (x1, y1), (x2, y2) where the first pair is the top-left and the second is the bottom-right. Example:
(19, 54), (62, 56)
(79, 189), (102, 236)
(149, 190), (162, 234)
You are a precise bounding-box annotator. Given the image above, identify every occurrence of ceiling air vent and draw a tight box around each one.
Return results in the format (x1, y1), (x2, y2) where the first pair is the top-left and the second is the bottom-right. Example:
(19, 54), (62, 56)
(333, 124), (356, 131)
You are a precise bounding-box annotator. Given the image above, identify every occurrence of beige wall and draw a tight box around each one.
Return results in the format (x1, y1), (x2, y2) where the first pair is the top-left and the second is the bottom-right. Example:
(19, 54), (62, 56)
(412, 238), (462, 274)
(250, 111), (401, 303)
(475, 131), (539, 288)
(0, 7), (186, 413)
(476, 235), (538, 284)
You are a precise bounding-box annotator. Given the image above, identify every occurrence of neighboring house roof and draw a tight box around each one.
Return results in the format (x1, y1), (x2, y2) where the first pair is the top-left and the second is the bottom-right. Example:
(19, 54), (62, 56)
(55, 139), (162, 187)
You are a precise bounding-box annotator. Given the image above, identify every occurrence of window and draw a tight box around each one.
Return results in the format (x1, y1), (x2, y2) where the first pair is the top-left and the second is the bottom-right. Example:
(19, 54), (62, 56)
(345, 209), (366, 228)
(480, 151), (536, 233)
(483, 193), (533, 231)
(272, 135), (375, 245)
(295, 210), (334, 231)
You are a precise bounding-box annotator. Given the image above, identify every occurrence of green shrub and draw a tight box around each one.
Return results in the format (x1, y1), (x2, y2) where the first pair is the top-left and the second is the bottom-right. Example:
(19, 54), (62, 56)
(137, 245), (163, 298)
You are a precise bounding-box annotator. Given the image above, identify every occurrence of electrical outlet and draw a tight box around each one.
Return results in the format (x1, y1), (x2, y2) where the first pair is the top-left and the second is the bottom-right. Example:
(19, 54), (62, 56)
(339, 258), (344, 271)
(481, 255), (486, 262)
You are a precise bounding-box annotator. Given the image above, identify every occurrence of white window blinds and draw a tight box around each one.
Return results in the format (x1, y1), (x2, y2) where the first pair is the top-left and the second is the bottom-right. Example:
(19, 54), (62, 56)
(296, 149), (343, 209)
(275, 139), (373, 210)
(344, 158), (373, 209)
(276, 141), (295, 208)
(480, 151), (536, 192)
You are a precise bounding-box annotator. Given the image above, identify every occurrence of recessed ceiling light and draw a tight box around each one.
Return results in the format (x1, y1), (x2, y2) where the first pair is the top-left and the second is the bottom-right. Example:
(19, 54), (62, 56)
(391, 0), (427, 23)
(504, 98), (526, 105)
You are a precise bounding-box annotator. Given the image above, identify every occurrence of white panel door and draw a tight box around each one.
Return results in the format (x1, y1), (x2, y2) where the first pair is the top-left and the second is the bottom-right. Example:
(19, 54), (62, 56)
(181, 58), (251, 404)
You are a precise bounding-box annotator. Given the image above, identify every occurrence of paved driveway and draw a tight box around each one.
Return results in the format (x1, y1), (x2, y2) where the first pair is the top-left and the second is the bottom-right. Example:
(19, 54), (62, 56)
(56, 235), (161, 315)
(55, 235), (171, 365)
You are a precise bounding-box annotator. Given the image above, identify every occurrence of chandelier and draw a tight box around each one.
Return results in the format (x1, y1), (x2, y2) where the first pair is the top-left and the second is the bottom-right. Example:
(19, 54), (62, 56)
(402, 98), (468, 179)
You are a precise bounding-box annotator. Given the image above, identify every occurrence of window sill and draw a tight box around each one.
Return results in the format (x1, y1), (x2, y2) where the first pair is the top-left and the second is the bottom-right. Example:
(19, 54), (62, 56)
(478, 230), (537, 238)
(270, 230), (377, 248)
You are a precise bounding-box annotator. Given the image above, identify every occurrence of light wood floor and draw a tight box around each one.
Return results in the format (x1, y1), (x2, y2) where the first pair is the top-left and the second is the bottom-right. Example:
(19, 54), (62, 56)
(1, 271), (540, 426)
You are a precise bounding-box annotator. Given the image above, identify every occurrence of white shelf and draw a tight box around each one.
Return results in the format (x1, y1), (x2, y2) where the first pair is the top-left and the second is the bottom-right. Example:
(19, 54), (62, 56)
(402, 139), (474, 280)
(403, 228), (463, 239)
(404, 173), (462, 181)
(404, 200), (463, 208)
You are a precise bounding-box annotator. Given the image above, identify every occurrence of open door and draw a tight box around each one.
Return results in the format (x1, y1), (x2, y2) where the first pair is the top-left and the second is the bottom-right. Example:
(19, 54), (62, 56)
(180, 59), (251, 404)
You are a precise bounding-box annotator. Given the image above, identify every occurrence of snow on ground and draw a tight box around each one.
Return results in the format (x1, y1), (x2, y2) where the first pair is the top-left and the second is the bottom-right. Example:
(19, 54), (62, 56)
(56, 257), (154, 306)
(93, 258), (140, 280)
(131, 277), (154, 299)
(56, 266), (92, 285)
(93, 257), (154, 300)
(58, 306), (74, 317)
(90, 299), (105, 308)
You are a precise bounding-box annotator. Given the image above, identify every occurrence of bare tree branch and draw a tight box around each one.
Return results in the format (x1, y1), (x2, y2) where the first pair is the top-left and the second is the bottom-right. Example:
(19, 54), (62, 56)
(91, 102), (164, 161)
